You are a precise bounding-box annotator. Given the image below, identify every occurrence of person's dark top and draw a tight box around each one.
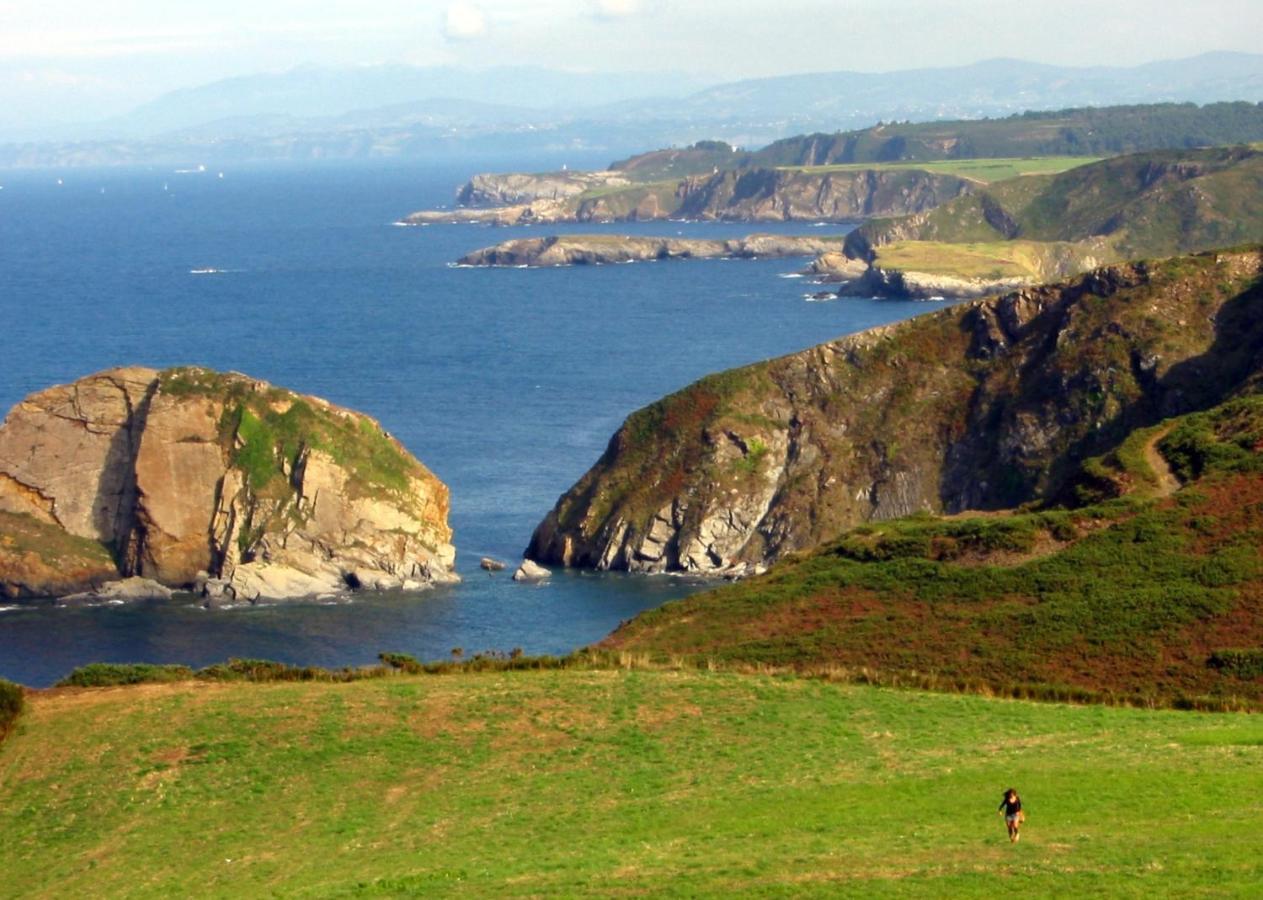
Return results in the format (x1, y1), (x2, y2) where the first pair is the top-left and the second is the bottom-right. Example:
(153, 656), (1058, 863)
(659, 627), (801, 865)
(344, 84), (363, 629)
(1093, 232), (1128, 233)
(999, 796), (1023, 816)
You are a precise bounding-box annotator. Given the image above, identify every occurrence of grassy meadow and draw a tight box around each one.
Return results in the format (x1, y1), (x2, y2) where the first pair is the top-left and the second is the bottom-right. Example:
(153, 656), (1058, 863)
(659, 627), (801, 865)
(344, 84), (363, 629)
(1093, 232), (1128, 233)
(780, 156), (1101, 184)
(1, 669), (1261, 897)
(870, 240), (1050, 279)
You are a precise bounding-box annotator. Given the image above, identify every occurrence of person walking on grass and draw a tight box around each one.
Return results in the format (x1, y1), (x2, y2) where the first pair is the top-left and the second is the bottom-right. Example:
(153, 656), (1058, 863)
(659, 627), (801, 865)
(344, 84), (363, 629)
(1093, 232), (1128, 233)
(998, 788), (1024, 842)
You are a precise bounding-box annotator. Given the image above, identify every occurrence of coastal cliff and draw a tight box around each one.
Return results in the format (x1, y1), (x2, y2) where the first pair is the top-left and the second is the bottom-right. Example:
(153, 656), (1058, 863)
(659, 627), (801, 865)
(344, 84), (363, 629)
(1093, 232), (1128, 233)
(456, 234), (843, 267)
(800, 148), (1263, 299)
(527, 248), (1263, 576)
(403, 167), (975, 226)
(0, 367), (457, 602)
(456, 171), (630, 207)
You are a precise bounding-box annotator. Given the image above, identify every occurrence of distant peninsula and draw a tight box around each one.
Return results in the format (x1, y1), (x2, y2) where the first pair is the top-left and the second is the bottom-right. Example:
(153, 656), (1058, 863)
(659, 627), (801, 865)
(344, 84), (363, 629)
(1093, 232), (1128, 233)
(401, 102), (1263, 228)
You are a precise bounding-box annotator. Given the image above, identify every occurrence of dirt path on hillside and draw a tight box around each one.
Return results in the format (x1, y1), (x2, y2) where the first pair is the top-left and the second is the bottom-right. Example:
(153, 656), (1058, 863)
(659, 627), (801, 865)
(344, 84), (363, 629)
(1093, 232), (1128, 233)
(1143, 426), (1182, 497)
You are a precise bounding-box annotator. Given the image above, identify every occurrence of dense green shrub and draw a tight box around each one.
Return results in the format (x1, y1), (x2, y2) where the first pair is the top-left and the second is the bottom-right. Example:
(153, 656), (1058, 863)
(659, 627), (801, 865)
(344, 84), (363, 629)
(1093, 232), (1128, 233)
(1208, 649), (1263, 679)
(378, 652), (424, 673)
(57, 663), (195, 688)
(195, 658), (383, 683)
(0, 678), (24, 741)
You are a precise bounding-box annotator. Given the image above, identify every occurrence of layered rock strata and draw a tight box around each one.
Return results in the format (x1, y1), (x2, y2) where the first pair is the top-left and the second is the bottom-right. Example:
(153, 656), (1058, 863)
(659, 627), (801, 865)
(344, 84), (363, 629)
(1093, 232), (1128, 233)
(0, 367), (457, 602)
(403, 167), (975, 226)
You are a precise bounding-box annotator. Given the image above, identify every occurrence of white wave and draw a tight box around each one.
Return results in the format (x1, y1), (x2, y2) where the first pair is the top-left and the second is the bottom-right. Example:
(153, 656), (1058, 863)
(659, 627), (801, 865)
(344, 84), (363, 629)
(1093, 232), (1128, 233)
(804, 293), (838, 303)
(777, 272), (804, 279)
(0, 604), (21, 613)
(922, 295), (947, 302)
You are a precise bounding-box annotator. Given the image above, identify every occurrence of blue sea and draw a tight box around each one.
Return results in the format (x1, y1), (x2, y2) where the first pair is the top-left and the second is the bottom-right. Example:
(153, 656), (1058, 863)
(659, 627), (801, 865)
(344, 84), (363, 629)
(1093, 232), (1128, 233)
(0, 158), (940, 686)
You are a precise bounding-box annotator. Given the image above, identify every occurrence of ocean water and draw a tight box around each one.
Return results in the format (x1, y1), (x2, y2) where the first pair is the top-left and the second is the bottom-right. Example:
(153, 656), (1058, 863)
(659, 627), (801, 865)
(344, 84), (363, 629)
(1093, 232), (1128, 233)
(0, 160), (943, 686)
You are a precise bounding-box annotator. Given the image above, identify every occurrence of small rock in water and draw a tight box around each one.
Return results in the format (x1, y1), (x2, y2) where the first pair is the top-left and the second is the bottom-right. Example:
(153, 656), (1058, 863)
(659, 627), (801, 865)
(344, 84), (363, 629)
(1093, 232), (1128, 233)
(61, 576), (174, 605)
(480, 557), (507, 572)
(512, 559), (551, 582)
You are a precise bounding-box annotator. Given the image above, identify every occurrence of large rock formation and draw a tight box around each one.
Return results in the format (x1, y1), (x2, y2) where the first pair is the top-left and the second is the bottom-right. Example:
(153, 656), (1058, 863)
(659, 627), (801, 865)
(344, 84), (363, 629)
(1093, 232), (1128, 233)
(527, 248), (1263, 575)
(403, 167), (975, 227)
(456, 171), (629, 207)
(457, 234), (843, 267)
(0, 367), (457, 602)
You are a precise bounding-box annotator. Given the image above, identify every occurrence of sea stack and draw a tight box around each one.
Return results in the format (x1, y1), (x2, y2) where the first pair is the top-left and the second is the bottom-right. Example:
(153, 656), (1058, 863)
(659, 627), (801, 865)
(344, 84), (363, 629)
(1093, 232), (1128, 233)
(0, 366), (458, 602)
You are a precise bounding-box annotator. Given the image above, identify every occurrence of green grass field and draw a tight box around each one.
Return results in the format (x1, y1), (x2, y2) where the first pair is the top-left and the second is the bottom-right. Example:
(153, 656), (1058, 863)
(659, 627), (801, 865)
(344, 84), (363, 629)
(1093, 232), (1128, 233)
(2, 670), (1260, 897)
(870, 240), (1050, 279)
(779, 156), (1102, 184)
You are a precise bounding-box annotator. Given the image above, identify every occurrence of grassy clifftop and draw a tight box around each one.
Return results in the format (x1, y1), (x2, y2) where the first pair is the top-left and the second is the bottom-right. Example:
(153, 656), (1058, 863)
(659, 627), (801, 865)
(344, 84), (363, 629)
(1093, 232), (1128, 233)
(750, 102), (1263, 167)
(605, 104), (1263, 180)
(158, 367), (437, 510)
(847, 147), (1263, 276)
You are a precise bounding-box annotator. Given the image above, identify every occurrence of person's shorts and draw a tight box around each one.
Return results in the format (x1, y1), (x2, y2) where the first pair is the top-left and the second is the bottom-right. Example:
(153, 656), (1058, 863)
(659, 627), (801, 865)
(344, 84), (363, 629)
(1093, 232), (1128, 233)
(1005, 814), (1020, 823)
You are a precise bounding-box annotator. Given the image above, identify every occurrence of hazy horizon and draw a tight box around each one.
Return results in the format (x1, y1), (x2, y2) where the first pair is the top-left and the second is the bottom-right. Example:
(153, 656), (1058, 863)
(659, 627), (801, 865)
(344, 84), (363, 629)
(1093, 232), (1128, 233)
(3, 0), (1262, 133)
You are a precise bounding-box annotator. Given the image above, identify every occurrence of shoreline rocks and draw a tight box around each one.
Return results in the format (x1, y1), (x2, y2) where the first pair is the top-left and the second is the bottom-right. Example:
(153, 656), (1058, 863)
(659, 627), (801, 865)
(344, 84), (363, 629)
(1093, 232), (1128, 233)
(512, 559), (550, 582)
(457, 234), (844, 268)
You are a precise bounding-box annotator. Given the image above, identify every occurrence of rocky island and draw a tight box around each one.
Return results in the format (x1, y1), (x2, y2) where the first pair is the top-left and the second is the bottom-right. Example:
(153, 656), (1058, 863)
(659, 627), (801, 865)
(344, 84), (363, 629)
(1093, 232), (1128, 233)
(0, 367), (457, 604)
(456, 233), (844, 267)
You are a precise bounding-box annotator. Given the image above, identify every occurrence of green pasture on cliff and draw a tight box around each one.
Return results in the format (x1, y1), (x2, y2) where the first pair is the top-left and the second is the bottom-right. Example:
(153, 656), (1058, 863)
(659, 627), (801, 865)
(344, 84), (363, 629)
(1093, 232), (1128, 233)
(1, 670), (1260, 897)
(779, 156), (1101, 184)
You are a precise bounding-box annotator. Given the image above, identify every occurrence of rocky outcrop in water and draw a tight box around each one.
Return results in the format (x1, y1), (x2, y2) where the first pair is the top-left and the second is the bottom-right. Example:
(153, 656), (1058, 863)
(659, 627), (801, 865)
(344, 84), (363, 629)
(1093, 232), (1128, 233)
(457, 234), (843, 267)
(0, 367), (457, 602)
(527, 248), (1263, 575)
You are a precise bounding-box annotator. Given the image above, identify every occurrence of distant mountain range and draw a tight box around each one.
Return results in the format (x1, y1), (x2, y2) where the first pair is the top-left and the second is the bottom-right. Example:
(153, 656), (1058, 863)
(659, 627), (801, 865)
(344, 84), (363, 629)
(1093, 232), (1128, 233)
(3, 53), (1262, 168)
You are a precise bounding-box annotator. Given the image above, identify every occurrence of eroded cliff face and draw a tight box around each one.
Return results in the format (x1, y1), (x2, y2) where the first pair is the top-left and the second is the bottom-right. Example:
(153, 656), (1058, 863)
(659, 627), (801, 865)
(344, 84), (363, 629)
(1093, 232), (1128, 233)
(527, 248), (1263, 575)
(404, 167), (976, 226)
(671, 168), (975, 222)
(0, 367), (457, 601)
(456, 171), (629, 207)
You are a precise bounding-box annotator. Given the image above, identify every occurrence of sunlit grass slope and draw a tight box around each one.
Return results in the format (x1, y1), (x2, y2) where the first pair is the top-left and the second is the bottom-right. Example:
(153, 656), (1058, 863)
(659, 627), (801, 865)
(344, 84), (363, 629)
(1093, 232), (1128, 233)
(1, 671), (1260, 897)
(780, 156), (1100, 184)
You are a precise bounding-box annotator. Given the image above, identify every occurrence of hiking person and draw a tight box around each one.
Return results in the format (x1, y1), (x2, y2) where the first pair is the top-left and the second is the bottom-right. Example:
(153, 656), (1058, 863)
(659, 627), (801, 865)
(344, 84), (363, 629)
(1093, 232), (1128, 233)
(998, 788), (1024, 842)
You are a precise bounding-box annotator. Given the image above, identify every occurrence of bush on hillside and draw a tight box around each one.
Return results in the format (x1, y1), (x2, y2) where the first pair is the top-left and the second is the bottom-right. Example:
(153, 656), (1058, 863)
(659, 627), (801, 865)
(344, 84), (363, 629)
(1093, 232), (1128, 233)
(0, 678), (24, 740)
(1208, 649), (1263, 680)
(57, 663), (195, 688)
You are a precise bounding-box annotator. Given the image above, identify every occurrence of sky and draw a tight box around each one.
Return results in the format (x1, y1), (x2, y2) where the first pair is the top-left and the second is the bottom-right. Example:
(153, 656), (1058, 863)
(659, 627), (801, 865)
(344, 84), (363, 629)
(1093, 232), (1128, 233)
(1, 0), (1261, 131)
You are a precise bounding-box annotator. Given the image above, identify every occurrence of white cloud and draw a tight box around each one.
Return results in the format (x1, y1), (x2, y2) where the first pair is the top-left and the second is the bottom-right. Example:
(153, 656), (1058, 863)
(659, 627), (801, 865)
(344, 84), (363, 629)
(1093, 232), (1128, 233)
(443, 2), (488, 40)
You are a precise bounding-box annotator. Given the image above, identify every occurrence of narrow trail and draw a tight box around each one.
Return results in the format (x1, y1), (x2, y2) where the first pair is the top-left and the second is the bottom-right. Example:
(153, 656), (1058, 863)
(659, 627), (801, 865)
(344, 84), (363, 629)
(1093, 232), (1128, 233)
(1143, 426), (1182, 497)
